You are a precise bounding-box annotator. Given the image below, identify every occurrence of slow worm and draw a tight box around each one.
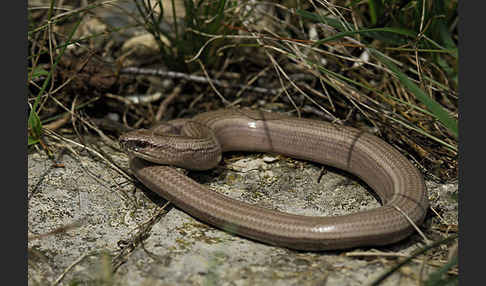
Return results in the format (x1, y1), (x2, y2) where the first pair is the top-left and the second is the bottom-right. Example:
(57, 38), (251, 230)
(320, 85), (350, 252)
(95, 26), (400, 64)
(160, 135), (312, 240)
(120, 108), (428, 250)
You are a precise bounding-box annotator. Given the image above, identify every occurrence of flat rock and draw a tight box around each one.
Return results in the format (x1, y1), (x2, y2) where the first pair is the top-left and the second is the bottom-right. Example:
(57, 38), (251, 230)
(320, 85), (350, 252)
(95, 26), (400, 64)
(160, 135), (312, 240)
(28, 138), (457, 285)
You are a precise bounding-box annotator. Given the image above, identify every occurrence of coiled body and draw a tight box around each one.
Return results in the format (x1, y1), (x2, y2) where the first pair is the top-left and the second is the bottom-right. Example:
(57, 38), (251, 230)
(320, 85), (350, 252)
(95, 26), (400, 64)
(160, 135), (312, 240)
(120, 109), (428, 250)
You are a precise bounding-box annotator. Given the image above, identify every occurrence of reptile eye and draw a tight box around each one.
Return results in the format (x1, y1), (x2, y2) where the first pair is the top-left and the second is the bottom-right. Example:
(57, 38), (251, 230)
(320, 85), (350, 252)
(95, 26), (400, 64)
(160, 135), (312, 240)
(133, 140), (150, 149)
(121, 139), (150, 151)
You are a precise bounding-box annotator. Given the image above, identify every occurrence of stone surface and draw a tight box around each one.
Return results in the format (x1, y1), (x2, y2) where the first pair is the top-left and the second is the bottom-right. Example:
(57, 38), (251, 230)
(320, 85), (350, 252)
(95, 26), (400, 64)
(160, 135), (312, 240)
(28, 138), (458, 285)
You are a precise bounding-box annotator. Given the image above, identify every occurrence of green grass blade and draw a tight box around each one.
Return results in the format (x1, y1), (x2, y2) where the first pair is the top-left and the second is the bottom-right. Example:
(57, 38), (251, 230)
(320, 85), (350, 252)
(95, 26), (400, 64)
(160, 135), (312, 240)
(28, 13), (84, 145)
(371, 49), (458, 138)
(367, 0), (383, 25)
(296, 9), (349, 31)
(312, 27), (417, 46)
(297, 9), (417, 46)
(370, 234), (458, 286)
(424, 254), (458, 286)
(28, 111), (42, 146)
